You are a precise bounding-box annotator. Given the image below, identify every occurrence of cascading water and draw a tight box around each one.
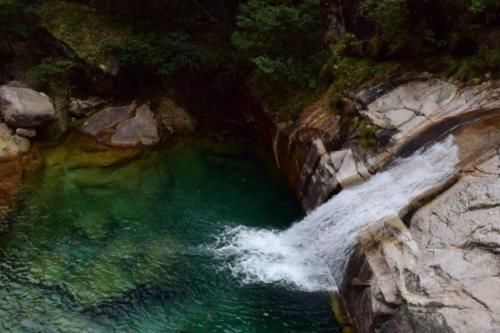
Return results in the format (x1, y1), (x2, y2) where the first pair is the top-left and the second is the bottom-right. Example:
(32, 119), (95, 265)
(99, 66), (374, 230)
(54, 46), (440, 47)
(215, 136), (460, 292)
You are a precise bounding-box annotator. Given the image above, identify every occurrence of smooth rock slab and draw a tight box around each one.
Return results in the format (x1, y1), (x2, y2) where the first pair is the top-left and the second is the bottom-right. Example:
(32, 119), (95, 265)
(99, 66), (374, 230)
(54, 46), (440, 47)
(341, 153), (500, 333)
(81, 105), (134, 137)
(111, 105), (160, 147)
(0, 86), (56, 128)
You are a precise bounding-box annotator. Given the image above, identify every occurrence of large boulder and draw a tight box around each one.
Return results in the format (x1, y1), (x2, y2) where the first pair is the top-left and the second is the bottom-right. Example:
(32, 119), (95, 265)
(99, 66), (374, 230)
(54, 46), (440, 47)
(80, 103), (160, 147)
(111, 105), (160, 147)
(81, 104), (134, 137)
(157, 97), (196, 134)
(0, 86), (57, 128)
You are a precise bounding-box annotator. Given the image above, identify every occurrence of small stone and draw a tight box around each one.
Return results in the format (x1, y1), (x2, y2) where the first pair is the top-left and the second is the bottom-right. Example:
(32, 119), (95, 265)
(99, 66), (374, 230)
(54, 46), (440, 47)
(15, 128), (36, 138)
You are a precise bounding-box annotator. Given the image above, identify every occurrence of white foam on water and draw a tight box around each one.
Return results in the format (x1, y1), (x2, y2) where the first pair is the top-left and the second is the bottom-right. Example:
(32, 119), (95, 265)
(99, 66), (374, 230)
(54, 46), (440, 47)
(214, 136), (459, 292)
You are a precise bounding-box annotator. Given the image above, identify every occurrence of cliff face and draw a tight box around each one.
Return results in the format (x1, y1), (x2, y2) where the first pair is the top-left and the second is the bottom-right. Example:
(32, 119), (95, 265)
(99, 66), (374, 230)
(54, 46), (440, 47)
(257, 76), (500, 332)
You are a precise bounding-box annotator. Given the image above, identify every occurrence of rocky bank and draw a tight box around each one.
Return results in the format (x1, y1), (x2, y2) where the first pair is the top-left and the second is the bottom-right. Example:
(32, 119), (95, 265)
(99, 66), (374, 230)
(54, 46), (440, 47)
(254, 76), (500, 332)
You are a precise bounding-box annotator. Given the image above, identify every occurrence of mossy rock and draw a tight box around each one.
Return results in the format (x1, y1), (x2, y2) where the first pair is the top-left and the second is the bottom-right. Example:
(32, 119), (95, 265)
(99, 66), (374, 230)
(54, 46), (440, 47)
(38, 0), (131, 66)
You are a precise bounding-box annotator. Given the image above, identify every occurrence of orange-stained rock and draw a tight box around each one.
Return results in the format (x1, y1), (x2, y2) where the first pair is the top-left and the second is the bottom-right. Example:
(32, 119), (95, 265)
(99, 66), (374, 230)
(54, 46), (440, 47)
(0, 158), (23, 219)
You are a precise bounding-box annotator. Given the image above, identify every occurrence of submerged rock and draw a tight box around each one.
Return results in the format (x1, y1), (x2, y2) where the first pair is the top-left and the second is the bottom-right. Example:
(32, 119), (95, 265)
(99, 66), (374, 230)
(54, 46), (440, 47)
(0, 86), (57, 128)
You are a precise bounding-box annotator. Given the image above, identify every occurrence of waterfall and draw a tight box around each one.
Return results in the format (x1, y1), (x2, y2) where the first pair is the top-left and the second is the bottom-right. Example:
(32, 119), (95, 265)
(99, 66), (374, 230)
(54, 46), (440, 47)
(215, 136), (460, 292)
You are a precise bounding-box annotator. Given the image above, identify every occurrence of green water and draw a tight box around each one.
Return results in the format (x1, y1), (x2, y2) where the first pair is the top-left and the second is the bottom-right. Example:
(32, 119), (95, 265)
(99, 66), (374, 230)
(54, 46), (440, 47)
(0, 140), (339, 333)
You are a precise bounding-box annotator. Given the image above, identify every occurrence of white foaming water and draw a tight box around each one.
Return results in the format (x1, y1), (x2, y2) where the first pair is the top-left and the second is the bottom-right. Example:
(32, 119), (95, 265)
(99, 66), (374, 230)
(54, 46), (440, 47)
(215, 136), (459, 292)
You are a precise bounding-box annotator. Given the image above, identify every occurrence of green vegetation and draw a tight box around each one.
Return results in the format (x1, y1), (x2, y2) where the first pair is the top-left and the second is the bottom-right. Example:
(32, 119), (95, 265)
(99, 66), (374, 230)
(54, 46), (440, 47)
(105, 32), (202, 77)
(2, 0), (500, 122)
(232, 0), (324, 92)
(27, 57), (78, 94)
(446, 46), (500, 80)
(361, 0), (411, 53)
(470, 0), (500, 13)
(38, 0), (131, 66)
(0, 0), (38, 39)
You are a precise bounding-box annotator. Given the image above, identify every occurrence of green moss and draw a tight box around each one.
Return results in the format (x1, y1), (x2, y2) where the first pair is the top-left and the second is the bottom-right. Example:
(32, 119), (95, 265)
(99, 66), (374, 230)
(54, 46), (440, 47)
(446, 46), (500, 81)
(39, 0), (131, 65)
(323, 55), (400, 111)
(358, 118), (380, 150)
(27, 57), (77, 95)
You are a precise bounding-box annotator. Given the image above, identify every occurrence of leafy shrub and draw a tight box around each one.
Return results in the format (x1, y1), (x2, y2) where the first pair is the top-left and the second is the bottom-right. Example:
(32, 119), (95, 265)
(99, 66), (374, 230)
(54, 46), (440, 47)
(447, 46), (500, 80)
(0, 0), (39, 38)
(232, 0), (325, 95)
(106, 32), (201, 77)
(361, 0), (411, 53)
(470, 0), (500, 13)
(28, 58), (78, 94)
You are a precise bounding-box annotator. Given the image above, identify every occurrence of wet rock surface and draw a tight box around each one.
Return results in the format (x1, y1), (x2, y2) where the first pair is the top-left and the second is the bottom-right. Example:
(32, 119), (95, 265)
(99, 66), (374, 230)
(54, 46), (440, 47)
(268, 76), (500, 332)
(290, 78), (500, 214)
(341, 152), (500, 333)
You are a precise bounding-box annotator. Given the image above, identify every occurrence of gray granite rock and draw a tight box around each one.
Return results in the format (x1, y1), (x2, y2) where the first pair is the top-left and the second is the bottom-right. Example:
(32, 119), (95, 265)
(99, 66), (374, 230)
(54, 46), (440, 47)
(0, 86), (56, 128)
(111, 105), (160, 147)
(81, 105), (134, 137)
(340, 153), (500, 333)
(15, 128), (36, 138)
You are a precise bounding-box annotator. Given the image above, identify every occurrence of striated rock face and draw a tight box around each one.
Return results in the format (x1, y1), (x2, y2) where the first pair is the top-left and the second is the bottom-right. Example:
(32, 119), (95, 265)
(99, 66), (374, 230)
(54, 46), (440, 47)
(289, 78), (500, 211)
(341, 152), (500, 333)
(258, 76), (500, 332)
(80, 103), (160, 147)
(0, 86), (57, 128)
